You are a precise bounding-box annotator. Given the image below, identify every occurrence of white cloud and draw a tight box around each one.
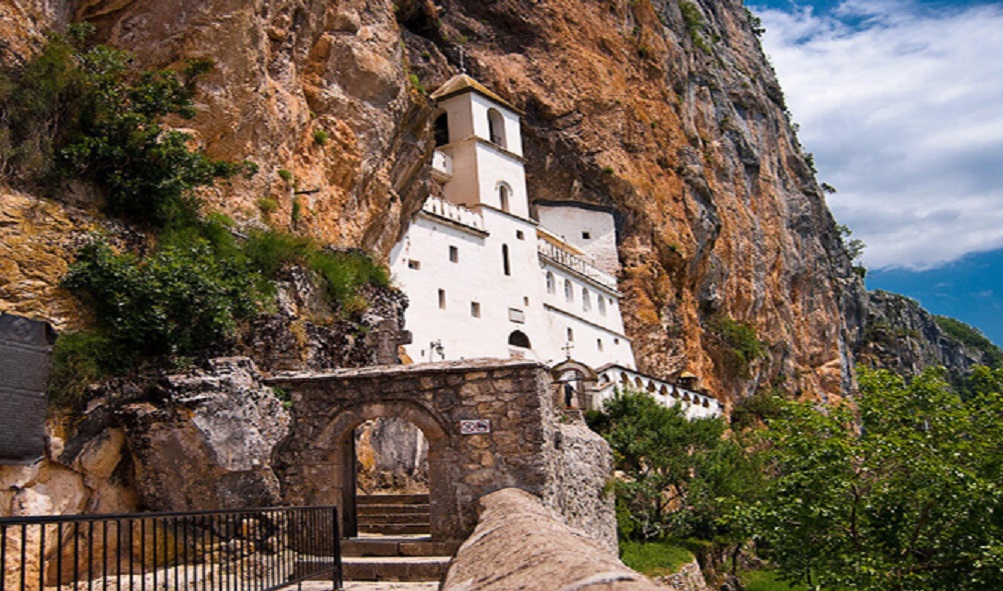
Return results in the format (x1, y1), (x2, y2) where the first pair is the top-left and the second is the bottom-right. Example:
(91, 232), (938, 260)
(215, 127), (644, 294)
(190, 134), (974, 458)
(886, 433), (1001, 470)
(754, 1), (1003, 270)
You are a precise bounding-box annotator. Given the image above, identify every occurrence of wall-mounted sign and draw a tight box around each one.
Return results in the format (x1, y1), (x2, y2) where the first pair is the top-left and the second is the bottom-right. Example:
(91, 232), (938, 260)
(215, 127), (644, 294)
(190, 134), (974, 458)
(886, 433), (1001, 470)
(0, 314), (56, 465)
(460, 419), (491, 435)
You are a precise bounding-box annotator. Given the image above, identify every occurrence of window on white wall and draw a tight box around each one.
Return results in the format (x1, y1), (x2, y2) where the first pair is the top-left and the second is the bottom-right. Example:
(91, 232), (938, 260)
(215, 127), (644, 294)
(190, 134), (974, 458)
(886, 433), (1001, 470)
(498, 183), (511, 213)
(598, 296), (606, 316)
(502, 244), (511, 276)
(438, 289), (446, 309)
(408, 260), (421, 270)
(597, 339), (604, 352)
(582, 288), (591, 312)
(471, 302), (481, 318)
(565, 279), (573, 302)
(567, 327), (575, 342)
(488, 108), (506, 148)
(449, 245), (459, 263)
(546, 271), (555, 294)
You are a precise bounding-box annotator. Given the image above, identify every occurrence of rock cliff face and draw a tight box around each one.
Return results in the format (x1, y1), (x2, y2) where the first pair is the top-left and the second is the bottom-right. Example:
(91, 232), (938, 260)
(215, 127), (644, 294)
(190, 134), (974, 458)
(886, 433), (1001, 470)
(857, 290), (1000, 384)
(0, 0), (866, 405)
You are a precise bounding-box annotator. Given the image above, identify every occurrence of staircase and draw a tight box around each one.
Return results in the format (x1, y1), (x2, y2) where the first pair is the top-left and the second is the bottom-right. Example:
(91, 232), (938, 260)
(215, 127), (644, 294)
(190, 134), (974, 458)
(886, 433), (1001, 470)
(345, 493), (457, 582)
(357, 493), (430, 535)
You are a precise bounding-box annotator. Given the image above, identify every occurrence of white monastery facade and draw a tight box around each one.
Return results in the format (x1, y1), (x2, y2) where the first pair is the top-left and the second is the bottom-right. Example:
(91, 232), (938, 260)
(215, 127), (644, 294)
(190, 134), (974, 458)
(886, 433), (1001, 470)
(388, 74), (721, 418)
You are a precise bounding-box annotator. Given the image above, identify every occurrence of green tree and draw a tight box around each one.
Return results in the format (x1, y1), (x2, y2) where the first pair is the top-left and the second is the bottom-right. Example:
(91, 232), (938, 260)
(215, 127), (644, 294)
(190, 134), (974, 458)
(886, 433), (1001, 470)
(746, 367), (1003, 590)
(588, 390), (762, 543)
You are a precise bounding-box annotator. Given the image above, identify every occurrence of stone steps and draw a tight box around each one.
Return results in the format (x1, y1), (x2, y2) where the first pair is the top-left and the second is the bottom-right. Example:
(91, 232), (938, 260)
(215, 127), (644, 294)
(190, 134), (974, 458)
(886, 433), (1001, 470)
(356, 494), (431, 536)
(343, 537), (462, 558)
(343, 556), (451, 582)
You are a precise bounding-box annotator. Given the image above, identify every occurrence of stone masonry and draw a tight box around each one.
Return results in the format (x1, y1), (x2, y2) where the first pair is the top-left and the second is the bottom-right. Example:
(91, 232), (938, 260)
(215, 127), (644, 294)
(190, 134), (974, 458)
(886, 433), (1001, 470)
(268, 358), (615, 549)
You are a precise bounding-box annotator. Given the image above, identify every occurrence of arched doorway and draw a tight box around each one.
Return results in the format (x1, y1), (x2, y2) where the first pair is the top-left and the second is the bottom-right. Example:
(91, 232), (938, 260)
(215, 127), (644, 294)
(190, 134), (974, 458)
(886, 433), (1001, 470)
(322, 401), (451, 539)
(354, 417), (430, 536)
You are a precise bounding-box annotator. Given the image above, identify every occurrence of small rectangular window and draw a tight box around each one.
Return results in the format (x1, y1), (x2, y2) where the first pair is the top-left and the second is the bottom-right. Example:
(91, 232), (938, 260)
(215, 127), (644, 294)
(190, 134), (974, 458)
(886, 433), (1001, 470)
(516, 230), (525, 240)
(567, 327), (575, 342)
(582, 231), (591, 240)
(408, 260), (421, 270)
(438, 289), (446, 309)
(449, 245), (459, 263)
(597, 339), (604, 352)
(471, 302), (481, 318)
(523, 296), (530, 306)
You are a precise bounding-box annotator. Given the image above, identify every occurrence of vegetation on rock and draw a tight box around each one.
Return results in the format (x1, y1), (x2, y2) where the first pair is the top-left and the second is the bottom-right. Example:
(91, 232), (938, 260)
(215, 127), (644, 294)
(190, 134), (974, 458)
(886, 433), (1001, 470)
(935, 315), (1003, 368)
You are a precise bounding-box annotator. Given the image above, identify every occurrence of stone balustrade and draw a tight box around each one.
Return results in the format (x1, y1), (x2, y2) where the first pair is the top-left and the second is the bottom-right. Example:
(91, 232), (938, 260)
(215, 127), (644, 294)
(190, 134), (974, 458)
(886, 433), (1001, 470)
(431, 148), (453, 180)
(537, 239), (618, 291)
(421, 195), (486, 232)
(595, 365), (723, 419)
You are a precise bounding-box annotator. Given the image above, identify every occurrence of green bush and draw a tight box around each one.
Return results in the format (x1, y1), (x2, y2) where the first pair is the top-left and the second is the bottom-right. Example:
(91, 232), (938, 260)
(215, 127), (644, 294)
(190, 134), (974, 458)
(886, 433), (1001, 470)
(47, 331), (116, 409)
(257, 197), (278, 214)
(277, 168), (293, 182)
(0, 24), (254, 226)
(313, 129), (328, 145)
(708, 315), (765, 378)
(63, 234), (261, 363)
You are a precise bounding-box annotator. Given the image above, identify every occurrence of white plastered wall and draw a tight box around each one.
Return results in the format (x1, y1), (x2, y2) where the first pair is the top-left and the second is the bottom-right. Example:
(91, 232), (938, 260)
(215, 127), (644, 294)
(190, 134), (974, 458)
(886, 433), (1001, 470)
(536, 204), (620, 275)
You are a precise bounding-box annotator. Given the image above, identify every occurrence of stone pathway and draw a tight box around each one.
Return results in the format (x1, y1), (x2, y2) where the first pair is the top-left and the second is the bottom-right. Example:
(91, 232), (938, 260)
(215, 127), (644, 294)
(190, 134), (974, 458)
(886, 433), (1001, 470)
(300, 582), (439, 591)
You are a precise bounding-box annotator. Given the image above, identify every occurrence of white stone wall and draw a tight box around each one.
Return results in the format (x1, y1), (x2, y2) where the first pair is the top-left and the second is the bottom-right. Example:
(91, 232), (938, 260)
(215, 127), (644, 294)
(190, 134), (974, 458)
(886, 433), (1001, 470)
(537, 204), (620, 275)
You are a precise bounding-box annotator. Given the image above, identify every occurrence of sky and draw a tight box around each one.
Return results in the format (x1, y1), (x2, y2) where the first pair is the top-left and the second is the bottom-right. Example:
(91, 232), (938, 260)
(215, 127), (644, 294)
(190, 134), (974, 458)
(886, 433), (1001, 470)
(748, 0), (1003, 345)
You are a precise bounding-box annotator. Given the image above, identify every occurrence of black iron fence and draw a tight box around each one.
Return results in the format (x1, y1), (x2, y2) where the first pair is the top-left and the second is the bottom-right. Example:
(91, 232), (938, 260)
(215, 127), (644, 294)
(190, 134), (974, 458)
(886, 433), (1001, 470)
(0, 506), (342, 591)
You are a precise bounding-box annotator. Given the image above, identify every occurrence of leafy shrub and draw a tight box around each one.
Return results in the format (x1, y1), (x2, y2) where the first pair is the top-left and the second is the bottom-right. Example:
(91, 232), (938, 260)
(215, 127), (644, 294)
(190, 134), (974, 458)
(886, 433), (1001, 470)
(47, 330), (115, 409)
(313, 129), (328, 145)
(63, 234), (261, 363)
(277, 168), (293, 182)
(257, 197), (278, 214)
(708, 315), (765, 378)
(0, 24), (254, 226)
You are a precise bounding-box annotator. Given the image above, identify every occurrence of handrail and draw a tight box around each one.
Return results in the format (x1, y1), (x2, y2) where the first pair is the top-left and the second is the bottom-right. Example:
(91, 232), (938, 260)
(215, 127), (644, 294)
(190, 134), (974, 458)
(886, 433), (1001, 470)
(0, 505), (342, 591)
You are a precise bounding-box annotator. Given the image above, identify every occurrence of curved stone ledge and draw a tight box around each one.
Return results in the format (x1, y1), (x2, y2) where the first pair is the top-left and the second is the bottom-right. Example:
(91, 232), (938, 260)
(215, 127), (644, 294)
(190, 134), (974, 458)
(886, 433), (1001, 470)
(442, 488), (663, 591)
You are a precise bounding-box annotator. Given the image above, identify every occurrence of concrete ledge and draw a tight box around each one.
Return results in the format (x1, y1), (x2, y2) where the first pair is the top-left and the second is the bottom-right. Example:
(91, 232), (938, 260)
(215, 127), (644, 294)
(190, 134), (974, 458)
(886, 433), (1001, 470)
(442, 488), (663, 591)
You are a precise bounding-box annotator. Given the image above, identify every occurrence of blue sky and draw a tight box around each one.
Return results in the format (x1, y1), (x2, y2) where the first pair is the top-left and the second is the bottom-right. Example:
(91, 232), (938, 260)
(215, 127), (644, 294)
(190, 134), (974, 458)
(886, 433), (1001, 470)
(749, 0), (1003, 345)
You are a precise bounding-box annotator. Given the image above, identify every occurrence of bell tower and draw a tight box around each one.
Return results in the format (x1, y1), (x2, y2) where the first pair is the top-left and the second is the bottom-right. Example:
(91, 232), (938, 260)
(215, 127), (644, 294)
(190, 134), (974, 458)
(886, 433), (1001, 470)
(430, 75), (530, 219)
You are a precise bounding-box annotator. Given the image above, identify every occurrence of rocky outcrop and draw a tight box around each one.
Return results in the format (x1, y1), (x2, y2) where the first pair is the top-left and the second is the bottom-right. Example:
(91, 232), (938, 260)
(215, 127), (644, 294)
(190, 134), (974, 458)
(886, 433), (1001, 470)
(0, 0), (866, 405)
(1, 356), (290, 519)
(116, 357), (290, 510)
(655, 560), (711, 591)
(442, 488), (664, 591)
(856, 290), (1000, 383)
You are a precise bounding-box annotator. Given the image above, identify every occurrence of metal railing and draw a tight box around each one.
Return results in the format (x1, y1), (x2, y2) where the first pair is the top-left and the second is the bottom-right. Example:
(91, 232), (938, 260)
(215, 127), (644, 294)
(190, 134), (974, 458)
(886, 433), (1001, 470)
(0, 506), (342, 591)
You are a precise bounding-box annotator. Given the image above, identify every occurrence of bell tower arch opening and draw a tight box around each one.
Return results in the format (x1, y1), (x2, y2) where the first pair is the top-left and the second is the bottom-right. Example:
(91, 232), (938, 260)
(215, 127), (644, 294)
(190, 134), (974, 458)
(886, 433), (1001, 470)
(434, 112), (450, 147)
(487, 108), (506, 148)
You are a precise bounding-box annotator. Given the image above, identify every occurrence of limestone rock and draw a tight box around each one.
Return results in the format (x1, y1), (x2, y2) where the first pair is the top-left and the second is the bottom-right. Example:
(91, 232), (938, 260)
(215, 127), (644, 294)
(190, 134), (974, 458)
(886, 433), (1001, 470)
(856, 290), (999, 383)
(117, 357), (290, 511)
(442, 488), (662, 591)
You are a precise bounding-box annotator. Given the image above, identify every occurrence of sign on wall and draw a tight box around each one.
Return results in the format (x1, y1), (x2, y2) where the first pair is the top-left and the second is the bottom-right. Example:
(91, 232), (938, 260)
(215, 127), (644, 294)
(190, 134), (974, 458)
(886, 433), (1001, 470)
(0, 314), (56, 465)
(460, 419), (491, 435)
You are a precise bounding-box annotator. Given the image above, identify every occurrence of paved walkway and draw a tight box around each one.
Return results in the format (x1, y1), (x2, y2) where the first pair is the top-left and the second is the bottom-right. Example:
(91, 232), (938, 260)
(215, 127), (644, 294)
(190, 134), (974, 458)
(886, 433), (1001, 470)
(300, 582), (439, 591)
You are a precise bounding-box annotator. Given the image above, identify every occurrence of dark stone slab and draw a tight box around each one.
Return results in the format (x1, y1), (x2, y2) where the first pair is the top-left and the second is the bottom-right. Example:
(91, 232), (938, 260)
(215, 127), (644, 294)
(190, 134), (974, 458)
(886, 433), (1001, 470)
(0, 313), (56, 465)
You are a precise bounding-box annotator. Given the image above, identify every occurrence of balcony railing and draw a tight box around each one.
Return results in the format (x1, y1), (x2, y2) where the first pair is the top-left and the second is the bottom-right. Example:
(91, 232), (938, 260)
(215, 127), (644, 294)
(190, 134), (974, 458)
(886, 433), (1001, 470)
(422, 196), (486, 233)
(537, 240), (618, 291)
(0, 505), (342, 591)
(431, 149), (453, 180)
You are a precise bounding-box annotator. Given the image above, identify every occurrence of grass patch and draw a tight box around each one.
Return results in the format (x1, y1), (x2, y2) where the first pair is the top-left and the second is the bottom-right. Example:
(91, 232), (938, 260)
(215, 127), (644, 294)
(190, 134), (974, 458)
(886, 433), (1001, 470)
(741, 569), (807, 591)
(619, 540), (694, 578)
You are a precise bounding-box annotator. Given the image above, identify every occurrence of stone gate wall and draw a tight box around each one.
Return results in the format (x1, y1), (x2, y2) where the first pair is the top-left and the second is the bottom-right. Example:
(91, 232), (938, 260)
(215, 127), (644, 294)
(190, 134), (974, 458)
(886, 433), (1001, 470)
(268, 358), (615, 548)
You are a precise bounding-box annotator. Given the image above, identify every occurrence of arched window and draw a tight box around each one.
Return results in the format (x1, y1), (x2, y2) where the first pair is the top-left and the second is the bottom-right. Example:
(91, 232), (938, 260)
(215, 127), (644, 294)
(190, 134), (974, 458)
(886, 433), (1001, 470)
(546, 271), (555, 294)
(598, 296), (606, 316)
(498, 183), (511, 212)
(582, 288), (591, 312)
(487, 108), (506, 148)
(564, 279), (573, 302)
(434, 113), (450, 147)
(508, 330), (531, 348)
(502, 244), (511, 276)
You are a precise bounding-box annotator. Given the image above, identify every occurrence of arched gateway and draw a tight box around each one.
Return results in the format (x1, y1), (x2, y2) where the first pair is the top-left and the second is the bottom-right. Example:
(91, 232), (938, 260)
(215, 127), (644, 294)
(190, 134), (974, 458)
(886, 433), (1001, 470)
(268, 358), (578, 543)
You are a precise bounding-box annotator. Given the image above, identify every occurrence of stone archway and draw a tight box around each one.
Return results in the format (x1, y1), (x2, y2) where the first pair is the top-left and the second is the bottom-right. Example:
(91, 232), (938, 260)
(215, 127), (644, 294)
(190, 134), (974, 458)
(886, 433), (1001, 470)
(321, 400), (450, 539)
